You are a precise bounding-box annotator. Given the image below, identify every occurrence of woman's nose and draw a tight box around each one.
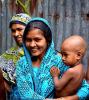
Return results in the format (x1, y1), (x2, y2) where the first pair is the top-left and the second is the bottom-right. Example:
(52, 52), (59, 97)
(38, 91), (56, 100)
(14, 31), (19, 36)
(30, 41), (36, 47)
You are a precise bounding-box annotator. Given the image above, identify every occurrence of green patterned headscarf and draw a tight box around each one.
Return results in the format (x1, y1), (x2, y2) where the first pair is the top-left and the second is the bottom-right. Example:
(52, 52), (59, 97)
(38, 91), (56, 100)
(9, 13), (31, 27)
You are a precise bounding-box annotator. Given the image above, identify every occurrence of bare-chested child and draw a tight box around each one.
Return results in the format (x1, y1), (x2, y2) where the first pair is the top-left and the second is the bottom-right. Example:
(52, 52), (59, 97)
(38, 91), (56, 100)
(50, 35), (87, 98)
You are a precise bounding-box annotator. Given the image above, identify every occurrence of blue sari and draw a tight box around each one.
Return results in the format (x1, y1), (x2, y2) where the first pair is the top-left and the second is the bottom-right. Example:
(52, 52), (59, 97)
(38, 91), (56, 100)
(10, 17), (89, 100)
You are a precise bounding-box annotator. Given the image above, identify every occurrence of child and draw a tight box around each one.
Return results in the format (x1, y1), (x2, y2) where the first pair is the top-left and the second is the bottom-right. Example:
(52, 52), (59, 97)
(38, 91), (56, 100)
(50, 35), (87, 98)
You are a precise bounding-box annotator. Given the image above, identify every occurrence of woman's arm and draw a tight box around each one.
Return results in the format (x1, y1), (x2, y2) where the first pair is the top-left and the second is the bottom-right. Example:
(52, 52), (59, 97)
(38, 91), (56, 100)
(76, 80), (89, 100)
(45, 95), (78, 100)
(50, 80), (89, 100)
(62, 80), (89, 100)
(56, 95), (78, 100)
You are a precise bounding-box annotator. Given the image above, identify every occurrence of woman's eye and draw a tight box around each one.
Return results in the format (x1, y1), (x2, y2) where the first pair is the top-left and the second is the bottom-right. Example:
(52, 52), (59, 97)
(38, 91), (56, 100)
(35, 38), (41, 42)
(26, 39), (32, 42)
(11, 29), (15, 32)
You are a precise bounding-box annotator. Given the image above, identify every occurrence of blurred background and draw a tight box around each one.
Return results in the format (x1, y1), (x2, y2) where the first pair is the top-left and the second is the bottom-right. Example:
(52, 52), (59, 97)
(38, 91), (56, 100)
(0, 0), (89, 72)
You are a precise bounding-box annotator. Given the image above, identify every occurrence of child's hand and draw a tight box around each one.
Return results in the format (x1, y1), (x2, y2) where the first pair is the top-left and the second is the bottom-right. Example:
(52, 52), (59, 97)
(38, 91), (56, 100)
(50, 66), (60, 77)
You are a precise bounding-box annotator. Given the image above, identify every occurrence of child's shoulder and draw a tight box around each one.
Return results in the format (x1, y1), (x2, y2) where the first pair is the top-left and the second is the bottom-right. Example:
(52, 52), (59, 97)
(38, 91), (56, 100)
(66, 65), (83, 78)
(63, 68), (77, 77)
(67, 68), (75, 74)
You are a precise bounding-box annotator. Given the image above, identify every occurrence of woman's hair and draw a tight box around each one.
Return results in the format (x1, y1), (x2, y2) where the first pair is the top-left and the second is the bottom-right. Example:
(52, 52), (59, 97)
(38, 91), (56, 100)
(23, 18), (52, 48)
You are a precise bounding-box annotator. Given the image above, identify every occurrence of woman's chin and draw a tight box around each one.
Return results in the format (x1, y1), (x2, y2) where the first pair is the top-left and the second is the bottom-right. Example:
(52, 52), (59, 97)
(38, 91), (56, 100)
(31, 53), (39, 57)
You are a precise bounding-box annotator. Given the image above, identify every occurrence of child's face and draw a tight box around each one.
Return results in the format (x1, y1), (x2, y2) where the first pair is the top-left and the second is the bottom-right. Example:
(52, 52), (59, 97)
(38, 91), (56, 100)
(61, 45), (79, 67)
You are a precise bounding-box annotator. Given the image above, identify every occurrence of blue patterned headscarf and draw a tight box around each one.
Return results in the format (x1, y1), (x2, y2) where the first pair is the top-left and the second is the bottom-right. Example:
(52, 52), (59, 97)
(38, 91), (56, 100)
(13, 17), (68, 99)
(23, 17), (52, 47)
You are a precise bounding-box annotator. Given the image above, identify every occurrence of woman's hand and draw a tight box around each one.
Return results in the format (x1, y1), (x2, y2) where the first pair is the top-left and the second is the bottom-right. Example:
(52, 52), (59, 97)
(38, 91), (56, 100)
(55, 95), (79, 100)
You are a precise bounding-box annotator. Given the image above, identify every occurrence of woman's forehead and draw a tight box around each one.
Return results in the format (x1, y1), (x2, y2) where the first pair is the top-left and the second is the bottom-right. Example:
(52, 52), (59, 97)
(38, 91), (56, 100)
(26, 28), (44, 37)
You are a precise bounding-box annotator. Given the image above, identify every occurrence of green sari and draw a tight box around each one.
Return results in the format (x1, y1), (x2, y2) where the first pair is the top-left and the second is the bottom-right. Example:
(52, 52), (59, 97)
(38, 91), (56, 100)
(0, 46), (24, 83)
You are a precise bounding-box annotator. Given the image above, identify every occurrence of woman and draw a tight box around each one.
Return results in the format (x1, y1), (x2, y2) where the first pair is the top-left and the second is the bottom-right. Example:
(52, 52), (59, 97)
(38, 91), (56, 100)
(11, 17), (89, 100)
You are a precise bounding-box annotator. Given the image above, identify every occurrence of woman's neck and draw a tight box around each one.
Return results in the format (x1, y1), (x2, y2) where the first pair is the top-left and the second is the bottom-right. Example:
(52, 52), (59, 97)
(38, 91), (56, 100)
(32, 56), (42, 67)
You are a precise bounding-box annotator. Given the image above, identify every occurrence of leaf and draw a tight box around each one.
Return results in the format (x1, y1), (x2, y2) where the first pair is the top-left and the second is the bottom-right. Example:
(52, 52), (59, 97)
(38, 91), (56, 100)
(16, 0), (31, 15)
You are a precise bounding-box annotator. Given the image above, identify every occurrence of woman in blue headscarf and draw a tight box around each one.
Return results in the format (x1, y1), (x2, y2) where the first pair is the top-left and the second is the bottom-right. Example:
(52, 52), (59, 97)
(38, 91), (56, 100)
(11, 17), (89, 100)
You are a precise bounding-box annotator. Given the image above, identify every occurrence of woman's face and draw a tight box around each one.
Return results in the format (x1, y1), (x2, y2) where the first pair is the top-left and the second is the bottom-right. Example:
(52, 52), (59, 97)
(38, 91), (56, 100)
(25, 28), (48, 58)
(11, 23), (25, 47)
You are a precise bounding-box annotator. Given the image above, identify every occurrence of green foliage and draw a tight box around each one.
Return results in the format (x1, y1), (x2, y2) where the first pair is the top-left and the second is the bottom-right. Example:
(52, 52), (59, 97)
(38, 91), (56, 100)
(16, 0), (31, 16)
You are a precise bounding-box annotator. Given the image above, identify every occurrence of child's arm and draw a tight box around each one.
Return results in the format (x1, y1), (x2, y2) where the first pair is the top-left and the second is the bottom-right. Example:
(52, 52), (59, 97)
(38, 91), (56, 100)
(50, 66), (60, 77)
(50, 67), (74, 91)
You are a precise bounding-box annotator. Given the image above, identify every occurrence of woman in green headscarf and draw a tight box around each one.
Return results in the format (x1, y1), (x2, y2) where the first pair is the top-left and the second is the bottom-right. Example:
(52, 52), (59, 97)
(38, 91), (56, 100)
(10, 17), (89, 100)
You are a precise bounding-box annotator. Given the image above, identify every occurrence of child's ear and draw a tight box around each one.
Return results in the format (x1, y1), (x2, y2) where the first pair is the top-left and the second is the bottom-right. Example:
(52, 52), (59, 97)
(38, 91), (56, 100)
(76, 51), (82, 60)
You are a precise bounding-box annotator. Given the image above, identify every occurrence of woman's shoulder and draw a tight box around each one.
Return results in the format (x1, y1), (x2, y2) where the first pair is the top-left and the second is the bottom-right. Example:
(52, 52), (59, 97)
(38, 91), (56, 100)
(54, 50), (62, 60)
(16, 56), (28, 73)
(19, 55), (26, 60)
(17, 56), (27, 65)
(50, 51), (63, 66)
